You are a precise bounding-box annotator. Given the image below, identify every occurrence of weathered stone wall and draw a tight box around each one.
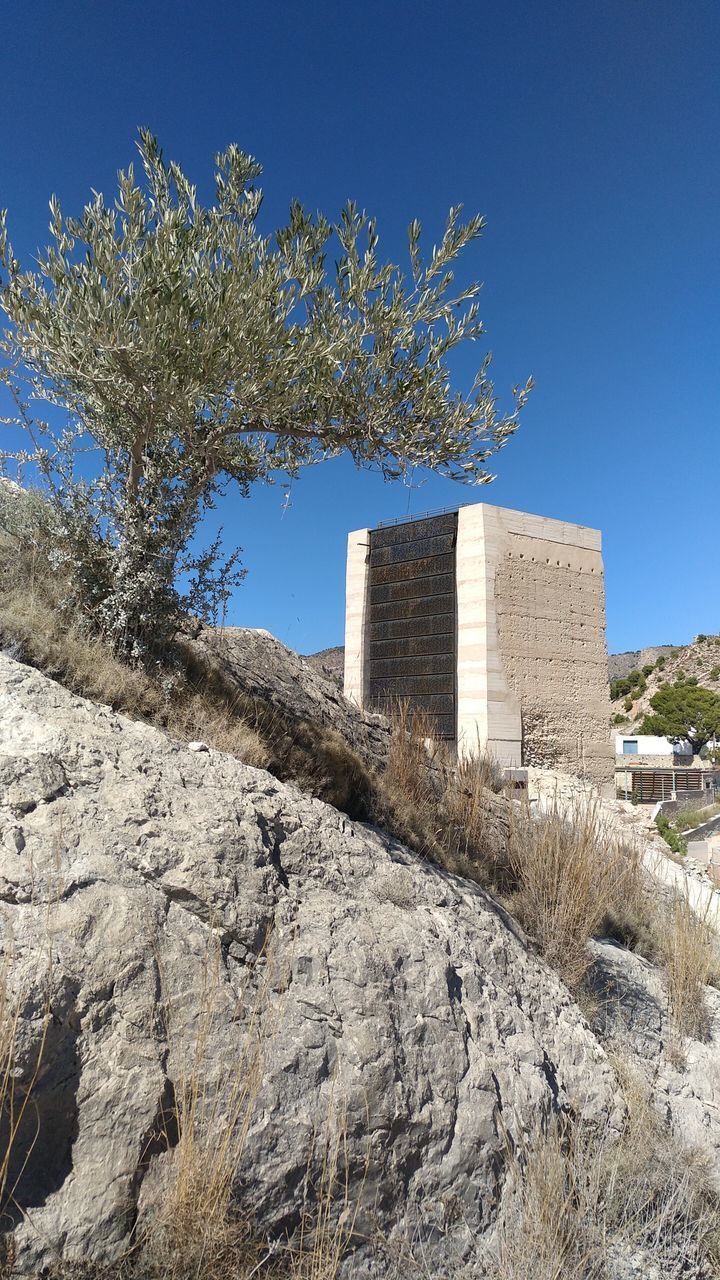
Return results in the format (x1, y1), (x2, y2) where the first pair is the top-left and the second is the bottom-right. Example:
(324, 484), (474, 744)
(347, 502), (614, 792)
(491, 512), (613, 791)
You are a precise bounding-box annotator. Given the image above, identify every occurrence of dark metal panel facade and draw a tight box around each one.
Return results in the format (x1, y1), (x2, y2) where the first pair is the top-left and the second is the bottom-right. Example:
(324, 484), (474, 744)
(366, 512), (458, 739)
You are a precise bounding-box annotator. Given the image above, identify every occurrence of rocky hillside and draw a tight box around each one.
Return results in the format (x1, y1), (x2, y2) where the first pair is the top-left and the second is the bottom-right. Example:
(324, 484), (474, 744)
(0, 651), (614, 1274)
(1, 643), (720, 1277)
(608, 644), (679, 680)
(610, 634), (720, 727)
(303, 644), (344, 688)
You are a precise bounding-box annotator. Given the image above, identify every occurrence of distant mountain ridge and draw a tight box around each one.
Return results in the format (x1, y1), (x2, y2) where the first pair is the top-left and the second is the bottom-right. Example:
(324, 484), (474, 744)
(609, 634), (720, 728)
(303, 645), (344, 686)
(608, 646), (678, 680)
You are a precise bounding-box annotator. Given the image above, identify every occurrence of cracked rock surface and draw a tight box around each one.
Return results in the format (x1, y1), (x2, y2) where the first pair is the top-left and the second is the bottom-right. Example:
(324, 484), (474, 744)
(194, 626), (392, 769)
(589, 938), (720, 1179)
(0, 652), (624, 1273)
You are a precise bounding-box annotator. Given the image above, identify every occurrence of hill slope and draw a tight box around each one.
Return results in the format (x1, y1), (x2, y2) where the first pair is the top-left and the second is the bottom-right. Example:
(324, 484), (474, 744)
(0, 651), (618, 1274)
(610, 634), (720, 728)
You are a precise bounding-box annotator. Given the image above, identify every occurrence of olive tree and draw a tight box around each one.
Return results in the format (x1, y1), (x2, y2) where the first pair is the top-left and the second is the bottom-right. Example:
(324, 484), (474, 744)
(0, 131), (530, 661)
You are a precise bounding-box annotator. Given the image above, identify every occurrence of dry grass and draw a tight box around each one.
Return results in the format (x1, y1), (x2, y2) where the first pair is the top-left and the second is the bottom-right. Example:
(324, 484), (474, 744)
(674, 802), (720, 834)
(488, 1057), (720, 1280)
(139, 937), (269, 1280)
(505, 800), (646, 991)
(374, 701), (510, 886)
(0, 541), (374, 820)
(0, 953), (50, 1237)
(663, 892), (720, 1058)
(34, 934), (361, 1280)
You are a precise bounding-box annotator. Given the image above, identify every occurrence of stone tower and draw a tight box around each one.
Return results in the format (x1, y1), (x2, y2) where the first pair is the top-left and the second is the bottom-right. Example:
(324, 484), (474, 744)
(344, 502), (613, 792)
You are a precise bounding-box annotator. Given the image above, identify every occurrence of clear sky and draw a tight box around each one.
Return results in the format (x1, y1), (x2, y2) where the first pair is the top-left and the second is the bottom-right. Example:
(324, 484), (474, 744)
(2, 0), (718, 656)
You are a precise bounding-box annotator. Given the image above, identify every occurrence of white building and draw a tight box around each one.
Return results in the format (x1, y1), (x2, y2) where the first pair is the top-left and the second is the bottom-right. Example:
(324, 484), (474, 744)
(615, 734), (692, 758)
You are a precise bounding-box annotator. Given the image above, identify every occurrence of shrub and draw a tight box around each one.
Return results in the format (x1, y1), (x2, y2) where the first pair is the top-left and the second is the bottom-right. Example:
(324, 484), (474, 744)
(611, 668), (647, 702)
(673, 802), (720, 833)
(655, 814), (687, 857)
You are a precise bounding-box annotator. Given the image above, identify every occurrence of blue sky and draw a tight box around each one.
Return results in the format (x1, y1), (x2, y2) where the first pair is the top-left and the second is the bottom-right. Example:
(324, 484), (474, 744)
(2, 0), (718, 655)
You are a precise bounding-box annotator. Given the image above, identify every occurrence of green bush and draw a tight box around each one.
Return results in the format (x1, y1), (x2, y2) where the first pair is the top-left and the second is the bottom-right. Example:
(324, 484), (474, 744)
(611, 669), (648, 702)
(709, 666), (720, 682)
(655, 814), (687, 857)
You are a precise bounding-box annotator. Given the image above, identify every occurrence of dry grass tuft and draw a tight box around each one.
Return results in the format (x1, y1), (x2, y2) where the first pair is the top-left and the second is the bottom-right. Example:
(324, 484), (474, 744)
(0, 942), (56, 1276)
(132, 938), (270, 1280)
(663, 892), (719, 1058)
(488, 1056), (720, 1280)
(373, 701), (510, 886)
(505, 801), (645, 991)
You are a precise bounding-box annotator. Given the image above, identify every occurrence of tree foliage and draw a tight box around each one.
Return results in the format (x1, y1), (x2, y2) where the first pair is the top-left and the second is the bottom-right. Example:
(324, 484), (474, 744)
(639, 681), (720, 756)
(610, 668), (647, 702)
(0, 132), (530, 659)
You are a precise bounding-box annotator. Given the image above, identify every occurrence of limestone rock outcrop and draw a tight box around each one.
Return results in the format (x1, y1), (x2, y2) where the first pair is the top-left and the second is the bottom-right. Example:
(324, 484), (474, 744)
(0, 651), (622, 1275)
(195, 626), (390, 771)
(589, 938), (720, 1176)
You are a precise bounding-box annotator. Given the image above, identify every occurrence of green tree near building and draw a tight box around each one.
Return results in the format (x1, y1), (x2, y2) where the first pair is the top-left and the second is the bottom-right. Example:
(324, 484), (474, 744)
(0, 132), (531, 662)
(640, 681), (720, 756)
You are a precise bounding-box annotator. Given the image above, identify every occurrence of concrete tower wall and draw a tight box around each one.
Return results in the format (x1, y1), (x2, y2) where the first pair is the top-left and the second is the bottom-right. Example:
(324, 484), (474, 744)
(345, 502), (614, 792)
(456, 504), (613, 789)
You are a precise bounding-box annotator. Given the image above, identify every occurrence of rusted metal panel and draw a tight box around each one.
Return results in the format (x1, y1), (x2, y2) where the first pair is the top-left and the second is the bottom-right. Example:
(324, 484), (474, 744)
(370, 513), (458, 548)
(368, 674), (454, 699)
(370, 693), (454, 715)
(369, 613), (454, 641)
(369, 533), (456, 567)
(369, 594), (455, 626)
(365, 512), (458, 739)
(369, 552), (455, 586)
(370, 655), (454, 678)
(370, 573), (455, 606)
(370, 634), (456, 659)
